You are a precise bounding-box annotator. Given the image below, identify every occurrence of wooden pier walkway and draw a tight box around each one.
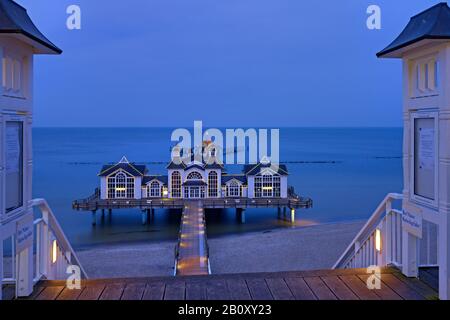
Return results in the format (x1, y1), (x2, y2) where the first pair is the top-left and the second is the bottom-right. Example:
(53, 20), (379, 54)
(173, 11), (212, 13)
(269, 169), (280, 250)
(4, 267), (438, 300)
(175, 201), (209, 276)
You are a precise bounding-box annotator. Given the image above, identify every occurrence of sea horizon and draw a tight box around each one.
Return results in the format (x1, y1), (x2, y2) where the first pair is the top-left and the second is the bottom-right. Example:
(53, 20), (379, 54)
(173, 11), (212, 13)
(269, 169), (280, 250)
(31, 127), (403, 250)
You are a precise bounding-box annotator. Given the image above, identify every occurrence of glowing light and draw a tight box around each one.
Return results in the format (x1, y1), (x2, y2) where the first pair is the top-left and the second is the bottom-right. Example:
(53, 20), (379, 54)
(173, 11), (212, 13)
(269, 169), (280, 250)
(115, 187), (126, 191)
(262, 187), (273, 191)
(375, 229), (382, 252)
(52, 240), (57, 264)
(163, 189), (168, 196)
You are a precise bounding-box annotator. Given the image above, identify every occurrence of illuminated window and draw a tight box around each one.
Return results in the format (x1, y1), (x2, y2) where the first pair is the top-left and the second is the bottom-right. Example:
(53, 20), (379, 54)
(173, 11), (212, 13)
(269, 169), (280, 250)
(254, 172), (280, 198)
(262, 174), (273, 197)
(208, 171), (218, 197)
(273, 176), (281, 197)
(171, 171), (181, 198)
(107, 171), (134, 199)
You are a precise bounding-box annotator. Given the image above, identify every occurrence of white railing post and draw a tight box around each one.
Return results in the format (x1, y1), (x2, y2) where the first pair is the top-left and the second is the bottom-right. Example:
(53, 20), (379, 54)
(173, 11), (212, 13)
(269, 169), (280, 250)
(41, 211), (49, 277)
(35, 222), (40, 280)
(379, 219), (386, 266)
(15, 244), (34, 297)
(438, 206), (450, 300)
(385, 200), (392, 264)
(0, 239), (3, 300)
(402, 229), (418, 277)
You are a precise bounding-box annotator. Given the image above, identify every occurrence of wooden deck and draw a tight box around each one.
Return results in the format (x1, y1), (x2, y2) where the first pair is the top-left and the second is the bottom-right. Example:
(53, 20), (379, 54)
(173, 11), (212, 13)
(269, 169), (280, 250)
(175, 201), (209, 276)
(3, 267), (438, 300)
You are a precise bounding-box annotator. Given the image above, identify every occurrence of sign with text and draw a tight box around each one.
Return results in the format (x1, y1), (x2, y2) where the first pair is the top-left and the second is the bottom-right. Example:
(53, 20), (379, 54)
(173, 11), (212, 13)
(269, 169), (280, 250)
(16, 214), (34, 252)
(402, 209), (422, 239)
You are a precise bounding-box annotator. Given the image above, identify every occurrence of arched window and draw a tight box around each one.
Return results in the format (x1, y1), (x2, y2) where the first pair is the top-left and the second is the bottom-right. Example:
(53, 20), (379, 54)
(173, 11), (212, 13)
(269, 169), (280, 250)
(227, 181), (242, 197)
(273, 176), (281, 197)
(187, 171), (202, 180)
(148, 181), (161, 197)
(262, 173), (273, 197)
(254, 175), (262, 198)
(254, 172), (280, 198)
(208, 171), (218, 197)
(107, 171), (134, 199)
(171, 171), (181, 198)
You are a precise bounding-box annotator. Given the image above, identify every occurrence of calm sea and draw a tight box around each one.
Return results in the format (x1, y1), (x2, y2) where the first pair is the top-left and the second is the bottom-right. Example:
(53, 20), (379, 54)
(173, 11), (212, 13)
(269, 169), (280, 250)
(32, 127), (403, 249)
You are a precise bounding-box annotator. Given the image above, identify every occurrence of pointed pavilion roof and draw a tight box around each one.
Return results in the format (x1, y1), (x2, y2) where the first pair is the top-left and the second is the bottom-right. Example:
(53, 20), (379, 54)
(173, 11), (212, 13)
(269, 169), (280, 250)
(377, 3), (450, 58)
(98, 157), (147, 177)
(0, 0), (62, 54)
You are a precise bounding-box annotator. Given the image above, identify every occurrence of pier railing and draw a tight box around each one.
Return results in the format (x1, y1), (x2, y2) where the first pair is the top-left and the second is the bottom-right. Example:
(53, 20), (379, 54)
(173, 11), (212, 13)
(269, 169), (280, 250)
(333, 193), (404, 269)
(2, 199), (87, 294)
(73, 193), (313, 211)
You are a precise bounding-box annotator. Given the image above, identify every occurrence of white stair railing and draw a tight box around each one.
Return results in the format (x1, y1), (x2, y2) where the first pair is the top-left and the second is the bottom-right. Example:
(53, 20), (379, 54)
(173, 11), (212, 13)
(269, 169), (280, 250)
(2, 199), (87, 290)
(32, 198), (88, 282)
(333, 193), (403, 269)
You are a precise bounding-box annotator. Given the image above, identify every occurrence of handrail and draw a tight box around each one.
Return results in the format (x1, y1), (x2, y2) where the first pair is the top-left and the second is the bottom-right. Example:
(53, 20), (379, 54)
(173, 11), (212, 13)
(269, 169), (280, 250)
(333, 193), (403, 269)
(73, 193), (313, 211)
(31, 198), (88, 279)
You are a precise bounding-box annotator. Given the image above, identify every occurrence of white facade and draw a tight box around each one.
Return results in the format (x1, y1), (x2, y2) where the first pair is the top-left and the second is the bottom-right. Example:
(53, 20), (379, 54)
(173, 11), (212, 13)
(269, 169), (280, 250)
(398, 43), (450, 299)
(99, 158), (290, 200)
(0, 37), (35, 299)
(1, 2), (62, 298)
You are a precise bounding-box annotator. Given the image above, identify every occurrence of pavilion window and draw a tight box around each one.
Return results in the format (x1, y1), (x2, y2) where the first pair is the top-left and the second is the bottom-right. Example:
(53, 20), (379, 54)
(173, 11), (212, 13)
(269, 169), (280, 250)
(208, 171), (218, 197)
(171, 171), (181, 198)
(126, 177), (134, 198)
(255, 176), (262, 198)
(262, 174), (273, 197)
(107, 177), (115, 199)
(227, 181), (242, 197)
(187, 171), (202, 180)
(273, 176), (281, 197)
(106, 172), (134, 199)
(149, 181), (160, 197)
(254, 173), (280, 198)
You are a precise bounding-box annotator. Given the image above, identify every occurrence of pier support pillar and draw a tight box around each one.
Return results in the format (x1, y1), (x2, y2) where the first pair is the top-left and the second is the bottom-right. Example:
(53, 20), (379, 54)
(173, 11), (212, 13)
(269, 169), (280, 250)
(290, 208), (296, 223)
(283, 207), (287, 217)
(142, 211), (148, 225)
(236, 208), (245, 224)
(108, 209), (112, 216)
(101, 209), (105, 217)
(92, 211), (97, 226)
(146, 209), (151, 222)
(277, 207), (281, 218)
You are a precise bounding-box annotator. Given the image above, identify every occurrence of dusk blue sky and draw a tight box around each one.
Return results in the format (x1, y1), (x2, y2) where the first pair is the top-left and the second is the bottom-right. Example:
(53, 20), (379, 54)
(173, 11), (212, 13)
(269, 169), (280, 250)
(19, 0), (443, 127)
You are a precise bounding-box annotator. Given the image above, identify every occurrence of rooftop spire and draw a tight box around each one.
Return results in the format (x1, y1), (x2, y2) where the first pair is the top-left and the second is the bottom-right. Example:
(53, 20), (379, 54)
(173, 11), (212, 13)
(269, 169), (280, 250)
(119, 156), (129, 164)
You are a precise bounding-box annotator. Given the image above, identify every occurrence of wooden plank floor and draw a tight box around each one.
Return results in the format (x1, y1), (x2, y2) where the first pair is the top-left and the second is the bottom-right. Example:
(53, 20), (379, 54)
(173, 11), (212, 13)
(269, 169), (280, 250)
(3, 267), (438, 300)
(175, 201), (209, 276)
